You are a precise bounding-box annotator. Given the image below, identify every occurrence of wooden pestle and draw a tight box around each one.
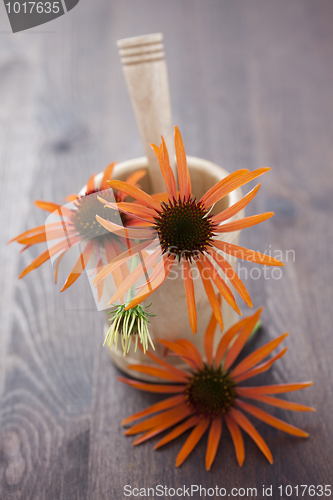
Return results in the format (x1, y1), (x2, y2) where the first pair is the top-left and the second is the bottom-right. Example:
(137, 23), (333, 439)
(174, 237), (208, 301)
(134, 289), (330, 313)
(117, 33), (175, 194)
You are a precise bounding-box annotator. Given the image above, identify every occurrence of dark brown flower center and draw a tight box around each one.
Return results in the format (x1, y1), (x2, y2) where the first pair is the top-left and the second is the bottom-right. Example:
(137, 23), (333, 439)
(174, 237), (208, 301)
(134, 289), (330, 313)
(71, 189), (126, 241)
(153, 197), (216, 261)
(185, 365), (236, 418)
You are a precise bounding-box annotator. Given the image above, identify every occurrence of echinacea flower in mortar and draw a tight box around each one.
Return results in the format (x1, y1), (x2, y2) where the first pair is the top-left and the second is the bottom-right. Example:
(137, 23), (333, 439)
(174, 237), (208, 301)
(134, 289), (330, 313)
(9, 163), (147, 299)
(94, 127), (283, 332)
(119, 303), (315, 470)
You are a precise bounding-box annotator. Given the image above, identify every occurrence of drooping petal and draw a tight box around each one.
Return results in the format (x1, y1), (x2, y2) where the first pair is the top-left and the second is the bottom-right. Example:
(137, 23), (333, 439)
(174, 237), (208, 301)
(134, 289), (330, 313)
(213, 240), (284, 267)
(223, 309), (263, 371)
(238, 393), (316, 412)
(211, 184), (261, 224)
(34, 200), (62, 212)
(231, 333), (289, 378)
(196, 259), (223, 330)
(154, 416), (200, 449)
(122, 395), (185, 426)
(125, 169), (147, 187)
(8, 221), (68, 244)
(206, 417), (222, 470)
(225, 414), (245, 466)
(175, 417), (210, 467)
(236, 400), (309, 437)
(60, 239), (95, 291)
(207, 248), (252, 307)
(96, 215), (155, 240)
(19, 234), (82, 279)
(202, 168), (270, 209)
(233, 348), (288, 383)
(215, 212), (274, 233)
(128, 364), (189, 383)
(204, 295), (221, 365)
(125, 255), (175, 309)
(93, 239), (157, 286)
(17, 228), (71, 246)
(107, 180), (161, 211)
(54, 250), (67, 284)
(98, 199), (156, 222)
(183, 261), (197, 334)
(117, 376), (186, 394)
(229, 408), (273, 464)
(174, 126), (191, 200)
(199, 255), (241, 315)
(107, 248), (162, 304)
(100, 162), (116, 190)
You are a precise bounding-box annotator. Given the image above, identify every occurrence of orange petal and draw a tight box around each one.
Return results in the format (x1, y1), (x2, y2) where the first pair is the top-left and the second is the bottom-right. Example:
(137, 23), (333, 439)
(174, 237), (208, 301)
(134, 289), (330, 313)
(54, 250), (67, 284)
(107, 180), (160, 211)
(233, 348), (288, 383)
(207, 248), (252, 307)
(99, 199), (156, 221)
(213, 240), (284, 267)
(124, 169), (147, 187)
(223, 309), (263, 371)
(60, 239), (95, 291)
(86, 173), (97, 194)
(93, 239), (156, 285)
(174, 126), (191, 200)
(231, 333), (289, 378)
(202, 168), (270, 209)
(196, 259), (223, 330)
(212, 184), (261, 224)
(154, 416), (200, 449)
(34, 200), (61, 212)
(214, 316), (250, 367)
(237, 382), (313, 395)
(8, 221), (66, 244)
(100, 162), (116, 190)
(96, 215), (154, 240)
(205, 417), (222, 471)
(17, 227), (69, 246)
(125, 404), (191, 435)
(236, 400), (309, 437)
(65, 194), (79, 202)
(175, 340), (204, 370)
(125, 255), (175, 309)
(225, 414), (245, 466)
(183, 261), (197, 334)
(122, 394), (185, 425)
(19, 234), (82, 279)
(176, 417), (210, 467)
(108, 248), (161, 304)
(230, 408), (273, 464)
(137, 344), (191, 380)
(200, 169), (249, 208)
(158, 339), (202, 371)
(215, 212), (274, 233)
(238, 393), (316, 413)
(204, 295), (221, 365)
(104, 239), (124, 300)
(128, 364), (189, 383)
(199, 255), (241, 315)
(152, 139), (177, 200)
(118, 376), (186, 394)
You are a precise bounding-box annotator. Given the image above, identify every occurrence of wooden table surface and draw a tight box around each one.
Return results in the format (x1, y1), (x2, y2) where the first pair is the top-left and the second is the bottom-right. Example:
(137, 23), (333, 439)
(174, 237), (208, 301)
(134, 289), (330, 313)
(1, 1), (332, 498)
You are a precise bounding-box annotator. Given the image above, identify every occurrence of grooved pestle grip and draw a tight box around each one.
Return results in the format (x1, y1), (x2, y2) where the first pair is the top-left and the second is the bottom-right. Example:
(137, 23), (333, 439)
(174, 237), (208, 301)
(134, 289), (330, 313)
(117, 33), (175, 193)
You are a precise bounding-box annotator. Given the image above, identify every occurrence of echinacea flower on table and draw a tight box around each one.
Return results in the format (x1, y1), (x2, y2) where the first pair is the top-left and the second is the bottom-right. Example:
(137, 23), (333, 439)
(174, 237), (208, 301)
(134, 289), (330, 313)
(8, 163), (147, 299)
(119, 302), (314, 470)
(94, 126), (283, 332)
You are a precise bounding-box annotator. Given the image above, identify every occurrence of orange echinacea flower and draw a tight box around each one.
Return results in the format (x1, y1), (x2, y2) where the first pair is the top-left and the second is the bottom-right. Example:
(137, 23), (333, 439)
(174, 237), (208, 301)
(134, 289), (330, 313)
(119, 303), (314, 470)
(9, 163), (146, 298)
(94, 127), (283, 332)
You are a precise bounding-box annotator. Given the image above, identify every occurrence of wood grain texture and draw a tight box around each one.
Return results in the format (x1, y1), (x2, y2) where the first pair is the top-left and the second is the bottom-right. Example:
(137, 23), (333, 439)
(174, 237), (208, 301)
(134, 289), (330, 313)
(1, 0), (333, 498)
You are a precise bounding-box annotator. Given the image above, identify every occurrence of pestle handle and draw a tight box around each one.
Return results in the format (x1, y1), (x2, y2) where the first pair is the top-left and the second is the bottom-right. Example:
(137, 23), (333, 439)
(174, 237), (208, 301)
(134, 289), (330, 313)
(117, 33), (175, 194)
